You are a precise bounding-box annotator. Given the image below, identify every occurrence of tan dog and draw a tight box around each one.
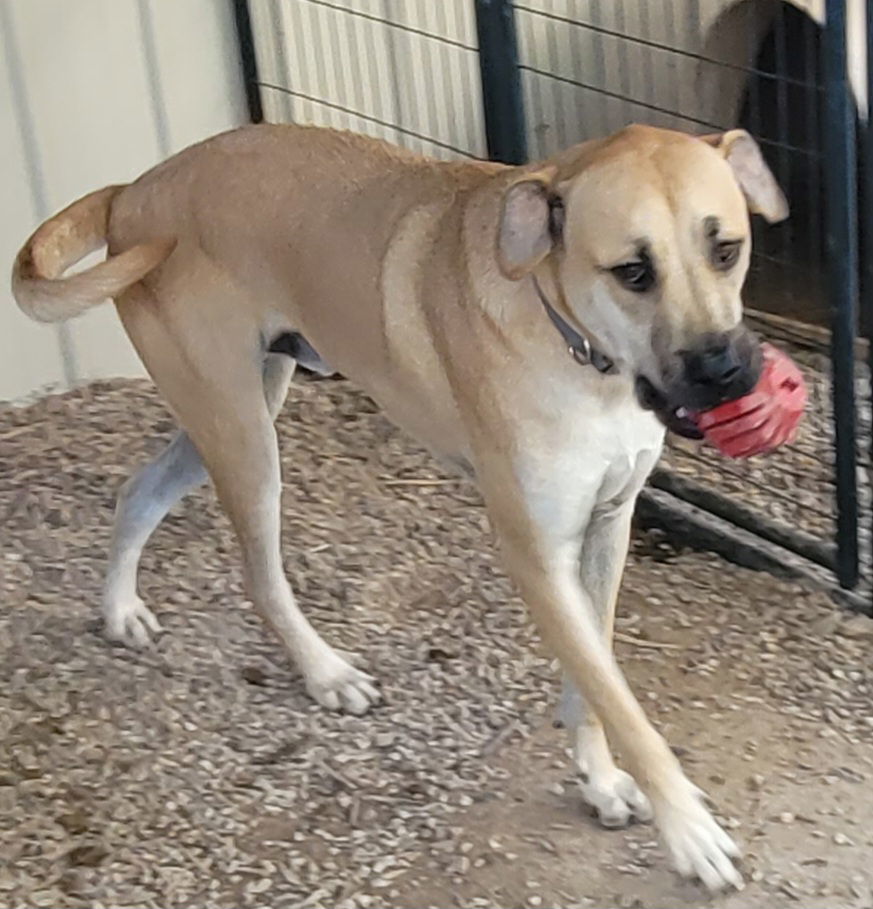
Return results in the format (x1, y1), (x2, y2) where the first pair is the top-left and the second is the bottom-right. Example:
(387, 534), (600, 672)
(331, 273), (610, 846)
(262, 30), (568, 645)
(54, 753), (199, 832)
(13, 123), (787, 890)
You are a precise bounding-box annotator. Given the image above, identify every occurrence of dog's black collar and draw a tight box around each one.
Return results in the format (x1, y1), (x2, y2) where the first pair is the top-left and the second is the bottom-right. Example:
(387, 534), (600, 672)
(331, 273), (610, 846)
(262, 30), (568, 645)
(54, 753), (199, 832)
(531, 275), (617, 375)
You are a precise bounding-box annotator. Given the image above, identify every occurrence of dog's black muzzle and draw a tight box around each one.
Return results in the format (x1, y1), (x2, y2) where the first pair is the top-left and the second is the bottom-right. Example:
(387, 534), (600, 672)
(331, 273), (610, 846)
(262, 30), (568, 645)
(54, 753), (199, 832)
(635, 329), (762, 437)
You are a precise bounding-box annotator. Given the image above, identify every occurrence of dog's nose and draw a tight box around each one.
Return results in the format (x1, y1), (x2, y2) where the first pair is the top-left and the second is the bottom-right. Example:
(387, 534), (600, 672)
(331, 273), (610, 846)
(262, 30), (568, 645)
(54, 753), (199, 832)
(683, 341), (741, 388)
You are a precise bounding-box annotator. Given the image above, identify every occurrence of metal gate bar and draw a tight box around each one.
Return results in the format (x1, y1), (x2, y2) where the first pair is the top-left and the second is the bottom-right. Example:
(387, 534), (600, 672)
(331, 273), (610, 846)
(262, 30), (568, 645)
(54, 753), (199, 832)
(865, 0), (873, 615)
(474, 0), (527, 165)
(648, 469), (838, 571)
(232, 0), (263, 125)
(823, 0), (860, 589)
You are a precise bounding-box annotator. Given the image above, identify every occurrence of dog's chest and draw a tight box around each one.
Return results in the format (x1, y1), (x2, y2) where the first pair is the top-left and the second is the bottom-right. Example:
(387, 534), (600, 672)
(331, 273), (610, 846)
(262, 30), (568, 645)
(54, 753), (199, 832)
(575, 412), (660, 495)
(592, 401), (665, 501)
(516, 387), (664, 531)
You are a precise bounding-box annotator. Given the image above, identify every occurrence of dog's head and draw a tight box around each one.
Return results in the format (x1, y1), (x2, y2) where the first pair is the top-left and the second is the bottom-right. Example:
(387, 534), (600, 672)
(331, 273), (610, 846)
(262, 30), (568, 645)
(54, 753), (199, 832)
(495, 125), (788, 435)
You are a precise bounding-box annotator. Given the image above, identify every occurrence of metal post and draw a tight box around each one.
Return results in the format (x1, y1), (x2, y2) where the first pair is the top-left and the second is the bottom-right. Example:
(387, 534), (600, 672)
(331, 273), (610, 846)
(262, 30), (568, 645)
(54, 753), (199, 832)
(823, 0), (859, 588)
(232, 0), (263, 124)
(866, 0), (873, 610)
(474, 0), (528, 164)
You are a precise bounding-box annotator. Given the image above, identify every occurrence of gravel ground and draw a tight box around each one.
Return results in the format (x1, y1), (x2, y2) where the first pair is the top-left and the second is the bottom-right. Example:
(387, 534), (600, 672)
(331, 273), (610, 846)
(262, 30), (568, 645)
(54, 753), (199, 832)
(1, 376), (872, 908)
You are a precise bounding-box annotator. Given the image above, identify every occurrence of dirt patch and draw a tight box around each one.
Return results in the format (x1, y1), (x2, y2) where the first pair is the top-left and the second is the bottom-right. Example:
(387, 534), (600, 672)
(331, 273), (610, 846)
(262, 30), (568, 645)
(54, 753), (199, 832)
(1, 378), (872, 908)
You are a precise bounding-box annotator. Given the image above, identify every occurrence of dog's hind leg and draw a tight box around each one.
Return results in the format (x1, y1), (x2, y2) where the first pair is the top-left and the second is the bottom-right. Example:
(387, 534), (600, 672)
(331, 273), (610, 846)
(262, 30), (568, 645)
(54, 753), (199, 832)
(102, 352), (295, 647)
(117, 289), (379, 714)
(102, 429), (206, 646)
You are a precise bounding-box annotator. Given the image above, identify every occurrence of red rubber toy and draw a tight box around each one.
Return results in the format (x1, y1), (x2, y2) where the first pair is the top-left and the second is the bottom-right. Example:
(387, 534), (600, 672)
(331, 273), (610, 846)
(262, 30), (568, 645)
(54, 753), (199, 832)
(694, 343), (807, 458)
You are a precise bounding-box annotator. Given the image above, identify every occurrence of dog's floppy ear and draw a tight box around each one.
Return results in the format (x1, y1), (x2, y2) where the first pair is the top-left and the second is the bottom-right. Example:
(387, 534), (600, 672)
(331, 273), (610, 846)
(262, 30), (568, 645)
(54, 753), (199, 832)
(497, 167), (561, 280)
(700, 129), (789, 223)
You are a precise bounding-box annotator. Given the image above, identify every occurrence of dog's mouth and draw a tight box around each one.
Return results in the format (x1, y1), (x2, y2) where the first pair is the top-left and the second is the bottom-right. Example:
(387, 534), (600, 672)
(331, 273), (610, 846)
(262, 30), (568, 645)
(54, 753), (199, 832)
(634, 375), (704, 440)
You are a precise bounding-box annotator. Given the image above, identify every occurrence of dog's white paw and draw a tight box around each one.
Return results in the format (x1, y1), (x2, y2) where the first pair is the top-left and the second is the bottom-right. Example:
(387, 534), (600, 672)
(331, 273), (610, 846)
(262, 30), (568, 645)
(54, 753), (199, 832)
(579, 767), (653, 828)
(655, 786), (743, 892)
(304, 653), (381, 715)
(103, 596), (162, 648)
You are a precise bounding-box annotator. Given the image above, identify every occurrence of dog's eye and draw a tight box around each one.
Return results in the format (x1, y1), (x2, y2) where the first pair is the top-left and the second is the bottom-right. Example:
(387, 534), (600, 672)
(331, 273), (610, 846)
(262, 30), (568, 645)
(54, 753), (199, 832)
(712, 240), (742, 271)
(611, 260), (655, 293)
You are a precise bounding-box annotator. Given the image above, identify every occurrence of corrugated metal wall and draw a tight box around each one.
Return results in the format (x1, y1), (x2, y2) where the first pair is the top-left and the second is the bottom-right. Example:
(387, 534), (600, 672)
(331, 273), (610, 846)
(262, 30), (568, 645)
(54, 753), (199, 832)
(248, 0), (488, 160)
(0, 0), (245, 401)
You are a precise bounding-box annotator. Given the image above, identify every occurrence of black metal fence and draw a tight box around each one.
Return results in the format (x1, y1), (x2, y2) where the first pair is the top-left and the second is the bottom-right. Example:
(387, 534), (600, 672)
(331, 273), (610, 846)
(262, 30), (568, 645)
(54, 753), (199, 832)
(235, 0), (871, 613)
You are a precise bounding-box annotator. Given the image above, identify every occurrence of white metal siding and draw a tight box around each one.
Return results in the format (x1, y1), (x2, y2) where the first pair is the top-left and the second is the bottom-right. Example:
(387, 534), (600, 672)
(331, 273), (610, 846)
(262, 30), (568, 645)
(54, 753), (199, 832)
(248, 0), (487, 160)
(0, 0), (245, 401)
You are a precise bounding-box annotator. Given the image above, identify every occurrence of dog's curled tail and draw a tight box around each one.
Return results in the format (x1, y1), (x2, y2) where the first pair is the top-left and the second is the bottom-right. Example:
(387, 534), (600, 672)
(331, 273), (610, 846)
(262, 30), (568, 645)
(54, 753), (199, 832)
(11, 185), (175, 323)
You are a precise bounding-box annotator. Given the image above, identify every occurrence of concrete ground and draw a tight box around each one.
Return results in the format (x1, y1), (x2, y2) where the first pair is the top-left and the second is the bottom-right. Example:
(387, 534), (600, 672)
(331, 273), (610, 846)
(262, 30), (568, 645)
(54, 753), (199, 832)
(1, 377), (872, 909)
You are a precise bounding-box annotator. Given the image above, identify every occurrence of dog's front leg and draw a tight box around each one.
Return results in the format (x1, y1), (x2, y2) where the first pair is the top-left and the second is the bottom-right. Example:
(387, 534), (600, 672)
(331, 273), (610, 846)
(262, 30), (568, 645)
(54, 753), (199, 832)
(556, 500), (654, 828)
(482, 484), (741, 891)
